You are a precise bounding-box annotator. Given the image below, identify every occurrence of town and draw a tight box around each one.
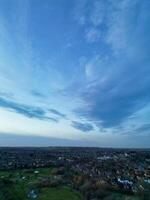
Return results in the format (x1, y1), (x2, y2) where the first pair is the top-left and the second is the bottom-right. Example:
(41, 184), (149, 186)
(0, 147), (150, 200)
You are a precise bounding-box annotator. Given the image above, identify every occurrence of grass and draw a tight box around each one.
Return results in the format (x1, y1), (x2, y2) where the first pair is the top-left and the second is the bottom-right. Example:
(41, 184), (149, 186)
(103, 192), (141, 200)
(0, 168), (83, 200)
(37, 187), (83, 200)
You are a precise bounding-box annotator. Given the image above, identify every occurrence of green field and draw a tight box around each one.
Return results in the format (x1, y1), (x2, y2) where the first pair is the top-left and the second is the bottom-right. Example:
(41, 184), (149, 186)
(37, 187), (83, 200)
(0, 168), (83, 200)
(103, 192), (141, 200)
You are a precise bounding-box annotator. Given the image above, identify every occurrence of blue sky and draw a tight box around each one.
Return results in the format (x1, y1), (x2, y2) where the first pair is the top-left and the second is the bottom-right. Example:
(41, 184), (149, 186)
(0, 0), (150, 147)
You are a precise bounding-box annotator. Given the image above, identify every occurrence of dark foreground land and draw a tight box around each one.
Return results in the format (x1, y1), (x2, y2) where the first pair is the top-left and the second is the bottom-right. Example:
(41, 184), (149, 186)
(0, 147), (150, 200)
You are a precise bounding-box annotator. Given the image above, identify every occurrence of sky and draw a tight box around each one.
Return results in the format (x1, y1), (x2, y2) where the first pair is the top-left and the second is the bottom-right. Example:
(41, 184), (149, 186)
(0, 0), (150, 148)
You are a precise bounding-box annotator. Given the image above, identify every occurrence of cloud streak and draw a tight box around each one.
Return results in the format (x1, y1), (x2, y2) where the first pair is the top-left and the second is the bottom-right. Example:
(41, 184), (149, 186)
(31, 90), (45, 99)
(49, 108), (66, 118)
(71, 121), (94, 132)
(0, 97), (57, 122)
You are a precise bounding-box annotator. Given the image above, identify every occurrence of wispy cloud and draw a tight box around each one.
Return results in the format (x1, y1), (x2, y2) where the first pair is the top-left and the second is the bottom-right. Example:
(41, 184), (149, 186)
(72, 0), (150, 130)
(71, 121), (94, 132)
(0, 97), (57, 122)
(31, 90), (45, 99)
(85, 27), (101, 43)
(73, 0), (88, 25)
(135, 124), (150, 134)
(49, 108), (66, 118)
(0, 91), (14, 99)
